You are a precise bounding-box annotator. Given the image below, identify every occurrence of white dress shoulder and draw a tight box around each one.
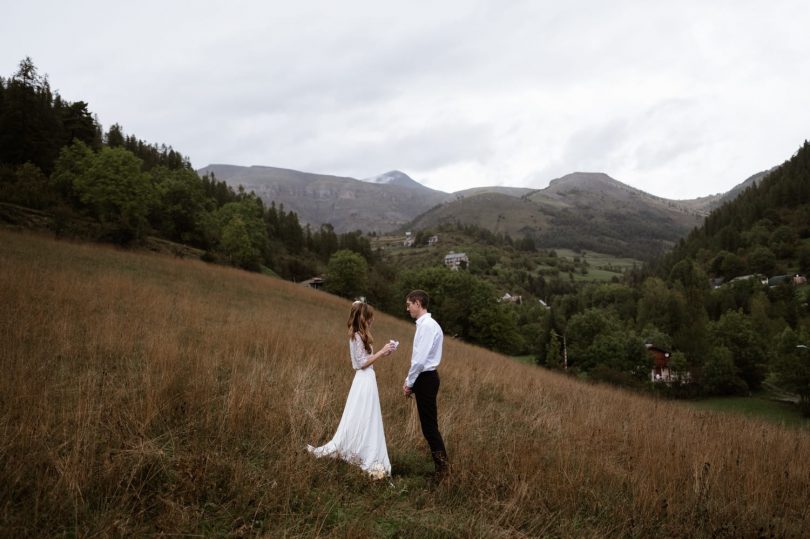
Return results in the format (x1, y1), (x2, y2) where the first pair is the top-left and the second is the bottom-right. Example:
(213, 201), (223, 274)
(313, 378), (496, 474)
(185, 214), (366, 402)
(307, 333), (391, 478)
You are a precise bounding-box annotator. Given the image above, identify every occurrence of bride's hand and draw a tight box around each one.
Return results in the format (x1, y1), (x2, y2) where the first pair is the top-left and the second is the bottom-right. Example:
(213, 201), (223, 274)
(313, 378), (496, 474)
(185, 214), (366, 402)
(381, 343), (394, 356)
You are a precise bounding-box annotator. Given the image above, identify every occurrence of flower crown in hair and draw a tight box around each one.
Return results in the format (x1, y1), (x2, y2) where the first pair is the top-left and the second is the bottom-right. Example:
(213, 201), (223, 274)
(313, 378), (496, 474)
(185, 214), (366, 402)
(352, 296), (367, 306)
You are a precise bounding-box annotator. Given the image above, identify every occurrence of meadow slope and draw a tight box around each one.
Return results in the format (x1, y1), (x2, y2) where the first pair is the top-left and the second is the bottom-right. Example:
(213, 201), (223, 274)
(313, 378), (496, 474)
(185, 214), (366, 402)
(1, 229), (809, 537)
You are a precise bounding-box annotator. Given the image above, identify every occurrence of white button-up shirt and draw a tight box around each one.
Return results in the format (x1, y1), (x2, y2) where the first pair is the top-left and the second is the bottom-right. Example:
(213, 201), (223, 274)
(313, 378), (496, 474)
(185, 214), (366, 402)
(405, 313), (443, 388)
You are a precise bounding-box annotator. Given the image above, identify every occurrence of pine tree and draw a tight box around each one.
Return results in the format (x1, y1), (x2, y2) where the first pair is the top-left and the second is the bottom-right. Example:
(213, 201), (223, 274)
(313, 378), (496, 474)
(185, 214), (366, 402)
(0, 57), (62, 173)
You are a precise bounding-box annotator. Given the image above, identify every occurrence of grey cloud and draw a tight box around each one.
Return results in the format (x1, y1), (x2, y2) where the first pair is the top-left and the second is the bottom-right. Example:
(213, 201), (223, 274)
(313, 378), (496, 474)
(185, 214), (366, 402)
(3, 0), (810, 199)
(292, 118), (496, 179)
(560, 118), (632, 172)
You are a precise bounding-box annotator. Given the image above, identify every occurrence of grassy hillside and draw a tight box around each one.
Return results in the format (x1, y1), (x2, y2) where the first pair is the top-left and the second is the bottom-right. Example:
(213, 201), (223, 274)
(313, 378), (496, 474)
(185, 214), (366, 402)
(2, 229), (809, 537)
(408, 174), (704, 260)
(374, 232), (636, 293)
(409, 193), (555, 237)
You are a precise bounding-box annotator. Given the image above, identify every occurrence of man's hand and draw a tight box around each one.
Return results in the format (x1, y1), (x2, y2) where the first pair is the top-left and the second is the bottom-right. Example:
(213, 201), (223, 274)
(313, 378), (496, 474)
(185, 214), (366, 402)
(403, 383), (413, 398)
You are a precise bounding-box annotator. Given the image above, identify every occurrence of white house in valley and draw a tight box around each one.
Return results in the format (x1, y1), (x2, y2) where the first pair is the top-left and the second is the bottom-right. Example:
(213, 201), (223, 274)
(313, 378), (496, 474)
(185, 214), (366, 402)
(444, 251), (469, 270)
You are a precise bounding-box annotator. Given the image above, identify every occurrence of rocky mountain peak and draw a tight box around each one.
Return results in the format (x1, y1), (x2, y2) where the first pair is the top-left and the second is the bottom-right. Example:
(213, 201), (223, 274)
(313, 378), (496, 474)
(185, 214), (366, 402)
(364, 170), (428, 190)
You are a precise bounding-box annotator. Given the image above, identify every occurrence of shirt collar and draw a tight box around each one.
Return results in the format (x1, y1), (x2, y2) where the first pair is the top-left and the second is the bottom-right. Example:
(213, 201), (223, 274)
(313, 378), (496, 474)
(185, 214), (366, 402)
(415, 312), (432, 325)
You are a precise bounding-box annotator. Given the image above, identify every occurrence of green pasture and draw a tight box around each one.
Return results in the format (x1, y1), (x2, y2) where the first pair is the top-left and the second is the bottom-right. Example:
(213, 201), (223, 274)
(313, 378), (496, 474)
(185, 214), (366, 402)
(686, 393), (809, 429)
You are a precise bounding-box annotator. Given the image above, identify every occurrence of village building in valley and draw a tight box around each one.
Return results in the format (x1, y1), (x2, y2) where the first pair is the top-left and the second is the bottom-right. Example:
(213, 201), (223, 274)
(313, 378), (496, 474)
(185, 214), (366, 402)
(647, 344), (690, 383)
(444, 251), (469, 271)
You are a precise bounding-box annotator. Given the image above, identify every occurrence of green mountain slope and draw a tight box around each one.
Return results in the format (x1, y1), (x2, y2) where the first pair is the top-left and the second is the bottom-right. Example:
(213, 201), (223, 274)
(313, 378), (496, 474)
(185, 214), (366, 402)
(410, 172), (705, 260)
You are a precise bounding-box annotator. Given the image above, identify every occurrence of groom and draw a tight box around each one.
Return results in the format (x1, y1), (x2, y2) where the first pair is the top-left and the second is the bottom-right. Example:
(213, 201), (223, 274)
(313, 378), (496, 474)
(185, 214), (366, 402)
(403, 290), (449, 480)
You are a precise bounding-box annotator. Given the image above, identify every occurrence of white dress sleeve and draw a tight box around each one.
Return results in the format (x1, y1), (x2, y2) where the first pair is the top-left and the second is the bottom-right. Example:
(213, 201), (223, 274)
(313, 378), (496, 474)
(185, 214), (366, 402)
(349, 333), (372, 369)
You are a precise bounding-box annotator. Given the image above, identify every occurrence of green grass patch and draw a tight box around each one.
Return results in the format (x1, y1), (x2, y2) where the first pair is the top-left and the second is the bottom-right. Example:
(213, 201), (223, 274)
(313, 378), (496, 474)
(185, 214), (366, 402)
(554, 249), (640, 268)
(686, 393), (810, 428)
(259, 264), (281, 277)
(573, 268), (618, 282)
(509, 355), (536, 365)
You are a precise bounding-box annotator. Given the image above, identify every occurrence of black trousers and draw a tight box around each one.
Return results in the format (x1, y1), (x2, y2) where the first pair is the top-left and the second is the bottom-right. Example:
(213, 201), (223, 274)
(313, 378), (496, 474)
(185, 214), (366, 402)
(412, 370), (448, 470)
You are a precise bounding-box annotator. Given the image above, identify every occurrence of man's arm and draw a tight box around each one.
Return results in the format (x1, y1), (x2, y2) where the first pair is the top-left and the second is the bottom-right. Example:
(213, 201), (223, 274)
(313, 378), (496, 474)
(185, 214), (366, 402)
(405, 327), (427, 388)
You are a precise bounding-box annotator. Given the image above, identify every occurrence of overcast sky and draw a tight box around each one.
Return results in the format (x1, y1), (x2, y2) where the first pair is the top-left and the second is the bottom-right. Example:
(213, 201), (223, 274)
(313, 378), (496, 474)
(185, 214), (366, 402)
(3, 1), (809, 199)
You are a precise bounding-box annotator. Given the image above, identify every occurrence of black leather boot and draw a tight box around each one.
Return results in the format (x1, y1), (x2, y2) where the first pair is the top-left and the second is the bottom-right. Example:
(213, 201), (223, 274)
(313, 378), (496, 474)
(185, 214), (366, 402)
(432, 450), (450, 481)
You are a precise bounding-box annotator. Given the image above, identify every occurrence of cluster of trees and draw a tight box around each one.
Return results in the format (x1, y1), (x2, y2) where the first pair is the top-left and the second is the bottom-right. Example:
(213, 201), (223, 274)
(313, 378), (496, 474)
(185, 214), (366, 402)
(0, 58), (101, 175)
(395, 266), (531, 354)
(535, 260), (809, 412)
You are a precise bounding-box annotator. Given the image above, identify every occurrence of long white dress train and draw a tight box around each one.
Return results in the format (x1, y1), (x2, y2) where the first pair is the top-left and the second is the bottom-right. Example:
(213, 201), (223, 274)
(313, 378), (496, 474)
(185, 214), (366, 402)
(307, 334), (391, 478)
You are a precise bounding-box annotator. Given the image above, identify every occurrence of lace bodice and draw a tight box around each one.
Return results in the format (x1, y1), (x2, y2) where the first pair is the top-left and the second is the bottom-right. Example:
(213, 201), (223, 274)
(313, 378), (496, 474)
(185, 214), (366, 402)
(349, 333), (373, 370)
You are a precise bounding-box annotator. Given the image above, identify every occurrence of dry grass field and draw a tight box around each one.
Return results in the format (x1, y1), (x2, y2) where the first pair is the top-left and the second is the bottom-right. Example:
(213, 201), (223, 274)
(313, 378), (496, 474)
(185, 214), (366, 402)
(1, 228), (809, 537)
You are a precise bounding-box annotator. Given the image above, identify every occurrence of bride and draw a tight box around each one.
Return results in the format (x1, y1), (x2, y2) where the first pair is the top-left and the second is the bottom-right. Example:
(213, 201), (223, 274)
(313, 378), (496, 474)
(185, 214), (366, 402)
(307, 300), (396, 478)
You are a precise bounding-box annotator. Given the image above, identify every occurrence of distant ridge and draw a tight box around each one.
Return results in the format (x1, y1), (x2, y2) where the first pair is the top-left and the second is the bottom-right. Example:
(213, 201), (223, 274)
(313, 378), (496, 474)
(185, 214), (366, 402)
(673, 169), (773, 216)
(198, 163), (769, 257)
(197, 164), (450, 233)
(409, 172), (705, 259)
(452, 186), (534, 198)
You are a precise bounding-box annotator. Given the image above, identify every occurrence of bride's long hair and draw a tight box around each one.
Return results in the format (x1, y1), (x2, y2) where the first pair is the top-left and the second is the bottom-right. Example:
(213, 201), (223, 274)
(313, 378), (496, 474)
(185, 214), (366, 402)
(347, 300), (374, 353)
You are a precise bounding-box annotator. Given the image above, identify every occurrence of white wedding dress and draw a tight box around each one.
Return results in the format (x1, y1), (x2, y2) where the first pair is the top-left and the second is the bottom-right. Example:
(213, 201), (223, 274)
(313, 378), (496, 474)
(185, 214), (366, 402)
(307, 333), (391, 478)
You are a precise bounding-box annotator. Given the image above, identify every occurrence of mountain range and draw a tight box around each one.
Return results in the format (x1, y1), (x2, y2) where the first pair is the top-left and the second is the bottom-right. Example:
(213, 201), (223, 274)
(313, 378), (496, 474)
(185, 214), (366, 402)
(197, 164), (768, 258)
(197, 165), (449, 233)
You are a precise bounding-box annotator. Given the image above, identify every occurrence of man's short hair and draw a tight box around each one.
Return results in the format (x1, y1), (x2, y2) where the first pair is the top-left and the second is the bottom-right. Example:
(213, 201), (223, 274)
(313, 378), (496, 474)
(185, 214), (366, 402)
(407, 289), (429, 309)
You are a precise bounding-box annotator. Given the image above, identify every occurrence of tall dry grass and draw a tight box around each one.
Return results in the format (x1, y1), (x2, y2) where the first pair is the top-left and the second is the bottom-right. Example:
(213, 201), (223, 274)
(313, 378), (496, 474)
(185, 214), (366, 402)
(1, 228), (809, 537)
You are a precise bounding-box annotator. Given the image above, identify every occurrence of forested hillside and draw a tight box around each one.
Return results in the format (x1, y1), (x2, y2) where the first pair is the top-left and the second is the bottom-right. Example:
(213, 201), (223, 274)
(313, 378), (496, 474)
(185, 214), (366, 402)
(0, 57), (379, 283)
(532, 142), (809, 412)
(662, 142), (810, 278)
